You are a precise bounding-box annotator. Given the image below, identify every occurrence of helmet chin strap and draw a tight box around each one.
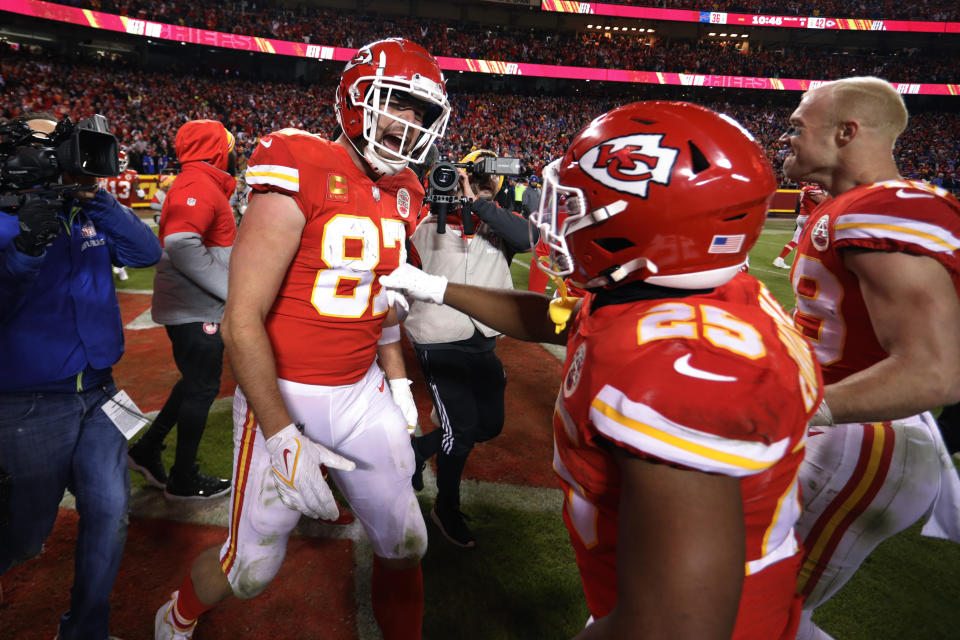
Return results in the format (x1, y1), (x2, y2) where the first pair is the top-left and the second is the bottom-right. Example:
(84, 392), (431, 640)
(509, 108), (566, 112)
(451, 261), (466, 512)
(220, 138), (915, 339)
(344, 134), (407, 177)
(363, 144), (407, 176)
(582, 257), (659, 289)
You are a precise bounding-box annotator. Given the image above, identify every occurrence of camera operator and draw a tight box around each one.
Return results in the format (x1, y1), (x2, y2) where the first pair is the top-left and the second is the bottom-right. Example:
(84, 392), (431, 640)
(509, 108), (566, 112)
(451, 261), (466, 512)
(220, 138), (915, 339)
(0, 112), (161, 640)
(404, 150), (537, 548)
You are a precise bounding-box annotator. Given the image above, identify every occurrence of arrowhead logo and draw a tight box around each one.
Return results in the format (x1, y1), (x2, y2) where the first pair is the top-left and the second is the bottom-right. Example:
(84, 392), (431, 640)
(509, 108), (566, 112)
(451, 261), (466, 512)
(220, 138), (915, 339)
(260, 138), (273, 148)
(580, 134), (680, 199)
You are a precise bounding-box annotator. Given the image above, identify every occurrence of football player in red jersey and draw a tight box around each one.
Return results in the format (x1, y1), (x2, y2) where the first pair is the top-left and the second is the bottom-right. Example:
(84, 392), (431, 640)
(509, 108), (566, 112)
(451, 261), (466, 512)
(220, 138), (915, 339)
(153, 38), (450, 640)
(772, 182), (827, 269)
(383, 101), (823, 640)
(781, 77), (960, 640)
(97, 149), (146, 207)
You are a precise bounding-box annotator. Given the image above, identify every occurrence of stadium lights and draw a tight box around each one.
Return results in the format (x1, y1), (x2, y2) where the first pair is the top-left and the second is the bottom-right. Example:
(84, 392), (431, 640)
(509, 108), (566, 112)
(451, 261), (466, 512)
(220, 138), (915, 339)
(742, 34), (749, 37)
(730, 33), (737, 37)
(587, 24), (593, 28)
(709, 32), (716, 36)
(604, 26), (611, 30)
(648, 29), (655, 33)
(720, 33), (727, 36)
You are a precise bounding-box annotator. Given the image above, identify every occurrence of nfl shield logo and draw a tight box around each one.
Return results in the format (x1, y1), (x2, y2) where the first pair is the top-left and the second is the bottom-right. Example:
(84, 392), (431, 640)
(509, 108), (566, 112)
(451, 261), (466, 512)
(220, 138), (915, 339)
(81, 224), (97, 238)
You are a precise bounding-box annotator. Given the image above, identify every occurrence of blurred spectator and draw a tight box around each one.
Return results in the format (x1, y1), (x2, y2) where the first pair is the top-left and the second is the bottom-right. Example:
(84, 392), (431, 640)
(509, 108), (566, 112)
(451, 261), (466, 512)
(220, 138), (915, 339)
(521, 175), (541, 218)
(44, 0), (960, 47)
(1, 46), (957, 193)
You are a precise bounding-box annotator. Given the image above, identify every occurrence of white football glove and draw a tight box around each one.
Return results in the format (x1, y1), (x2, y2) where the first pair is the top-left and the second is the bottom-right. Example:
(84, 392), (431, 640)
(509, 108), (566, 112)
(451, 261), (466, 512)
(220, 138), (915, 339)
(385, 288), (410, 320)
(380, 263), (448, 305)
(389, 378), (419, 435)
(264, 423), (356, 520)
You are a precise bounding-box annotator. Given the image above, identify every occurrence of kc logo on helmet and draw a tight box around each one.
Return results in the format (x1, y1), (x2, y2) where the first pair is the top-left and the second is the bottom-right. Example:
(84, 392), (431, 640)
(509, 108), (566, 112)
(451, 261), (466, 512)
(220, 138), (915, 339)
(343, 46), (373, 72)
(580, 134), (679, 199)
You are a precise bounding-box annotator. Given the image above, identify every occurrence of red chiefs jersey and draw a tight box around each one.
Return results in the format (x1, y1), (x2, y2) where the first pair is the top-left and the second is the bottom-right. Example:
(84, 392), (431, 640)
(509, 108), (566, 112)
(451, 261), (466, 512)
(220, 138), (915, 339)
(554, 273), (821, 639)
(245, 130), (423, 385)
(793, 179), (960, 384)
(797, 184), (825, 219)
(97, 169), (140, 206)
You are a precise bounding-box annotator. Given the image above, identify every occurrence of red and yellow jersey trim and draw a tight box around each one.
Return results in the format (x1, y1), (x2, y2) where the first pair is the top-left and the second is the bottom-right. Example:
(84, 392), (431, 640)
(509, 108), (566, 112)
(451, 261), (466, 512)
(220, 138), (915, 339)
(834, 213), (960, 253)
(245, 164), (300, 193)
(589, 384), (790, 477)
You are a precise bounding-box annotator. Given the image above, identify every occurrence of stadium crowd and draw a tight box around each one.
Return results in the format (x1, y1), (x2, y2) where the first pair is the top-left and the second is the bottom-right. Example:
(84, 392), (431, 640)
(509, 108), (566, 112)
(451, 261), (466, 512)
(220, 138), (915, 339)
(43, 1), (958, 83)
(54, 0), (960, 24)
(2, 47), (957, 190)
(625, 0), (960, 21)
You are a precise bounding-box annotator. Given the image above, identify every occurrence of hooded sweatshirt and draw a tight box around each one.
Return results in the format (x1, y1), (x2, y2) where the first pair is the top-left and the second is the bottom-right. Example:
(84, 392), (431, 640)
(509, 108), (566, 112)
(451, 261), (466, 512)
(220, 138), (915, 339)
(152, 119), (237, 325)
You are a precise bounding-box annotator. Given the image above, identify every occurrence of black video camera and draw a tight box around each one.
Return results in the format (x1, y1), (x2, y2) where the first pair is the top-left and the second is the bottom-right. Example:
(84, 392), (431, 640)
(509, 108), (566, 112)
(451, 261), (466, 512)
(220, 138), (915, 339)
(0, 114), (119, 211)
(424, 156), (522, 235)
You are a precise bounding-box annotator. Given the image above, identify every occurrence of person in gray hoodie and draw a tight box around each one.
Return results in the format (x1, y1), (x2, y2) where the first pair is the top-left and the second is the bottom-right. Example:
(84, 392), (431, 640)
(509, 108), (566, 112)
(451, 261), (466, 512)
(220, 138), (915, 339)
(128, 119), (236, 500)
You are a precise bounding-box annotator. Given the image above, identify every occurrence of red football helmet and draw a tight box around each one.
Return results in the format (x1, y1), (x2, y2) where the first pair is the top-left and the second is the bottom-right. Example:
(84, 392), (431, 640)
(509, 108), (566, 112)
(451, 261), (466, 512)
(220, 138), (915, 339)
(117, 148), (128, 173)
(336, 38), (450, 176)
(531, 101), (776, 290)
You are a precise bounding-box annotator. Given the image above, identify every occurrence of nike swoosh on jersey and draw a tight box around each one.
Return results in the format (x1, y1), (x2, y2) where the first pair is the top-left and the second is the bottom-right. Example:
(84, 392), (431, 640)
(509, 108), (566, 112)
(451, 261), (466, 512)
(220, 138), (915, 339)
(282, 448), (295, 474)
(672, 353), (738, 382)
(260, 138), (273, 148)
(895, 189), (934, 199)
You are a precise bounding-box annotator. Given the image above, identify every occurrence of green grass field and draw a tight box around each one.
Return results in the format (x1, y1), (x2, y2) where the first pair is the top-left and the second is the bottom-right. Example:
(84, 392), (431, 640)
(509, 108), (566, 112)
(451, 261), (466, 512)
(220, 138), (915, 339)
(126, 219), (960, 639)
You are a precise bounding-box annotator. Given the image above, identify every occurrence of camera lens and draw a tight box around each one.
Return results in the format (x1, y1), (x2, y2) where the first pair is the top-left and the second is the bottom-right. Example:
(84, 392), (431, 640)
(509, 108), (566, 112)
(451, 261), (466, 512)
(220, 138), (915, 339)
(428, 162), (459, 192)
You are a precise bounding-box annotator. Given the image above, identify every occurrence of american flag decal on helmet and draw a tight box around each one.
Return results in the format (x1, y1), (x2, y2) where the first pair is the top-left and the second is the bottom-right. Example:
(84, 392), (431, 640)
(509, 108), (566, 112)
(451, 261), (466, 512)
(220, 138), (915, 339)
(709, 234), (745, 254)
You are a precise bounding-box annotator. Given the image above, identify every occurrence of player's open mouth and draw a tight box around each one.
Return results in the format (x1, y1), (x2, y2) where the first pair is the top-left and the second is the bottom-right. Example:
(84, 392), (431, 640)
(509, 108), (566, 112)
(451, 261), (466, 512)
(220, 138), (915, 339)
(382, 133), (404, 153)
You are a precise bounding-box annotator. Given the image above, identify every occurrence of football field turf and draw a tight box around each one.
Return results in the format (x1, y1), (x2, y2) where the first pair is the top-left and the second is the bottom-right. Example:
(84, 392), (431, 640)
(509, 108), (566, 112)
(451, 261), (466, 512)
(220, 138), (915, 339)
(5, 219), (958, 639)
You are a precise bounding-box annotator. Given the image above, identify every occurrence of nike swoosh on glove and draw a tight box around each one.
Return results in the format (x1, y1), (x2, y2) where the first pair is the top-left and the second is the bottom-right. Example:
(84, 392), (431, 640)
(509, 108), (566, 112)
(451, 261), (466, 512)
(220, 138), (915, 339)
(264, 424), (356, 520)
(380, 263), (448, 305)
(388, 378), (419, 435)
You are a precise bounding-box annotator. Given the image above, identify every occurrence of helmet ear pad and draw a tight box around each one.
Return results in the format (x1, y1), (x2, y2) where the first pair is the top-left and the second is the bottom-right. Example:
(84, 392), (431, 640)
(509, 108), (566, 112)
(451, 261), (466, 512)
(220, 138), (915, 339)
(547, 101), (776, 290)
(335, 38), (450, 175)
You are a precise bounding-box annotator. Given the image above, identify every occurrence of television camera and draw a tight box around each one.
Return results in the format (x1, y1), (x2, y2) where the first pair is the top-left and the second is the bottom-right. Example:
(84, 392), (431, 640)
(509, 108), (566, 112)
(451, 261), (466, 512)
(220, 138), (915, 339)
(424, 153), (522, 235)
(0, 114), (120, 212)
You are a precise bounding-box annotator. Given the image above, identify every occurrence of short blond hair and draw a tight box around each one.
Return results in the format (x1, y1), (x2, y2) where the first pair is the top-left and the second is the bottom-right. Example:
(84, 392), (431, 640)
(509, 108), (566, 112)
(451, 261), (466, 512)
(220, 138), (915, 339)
(815, 77), (908, 147)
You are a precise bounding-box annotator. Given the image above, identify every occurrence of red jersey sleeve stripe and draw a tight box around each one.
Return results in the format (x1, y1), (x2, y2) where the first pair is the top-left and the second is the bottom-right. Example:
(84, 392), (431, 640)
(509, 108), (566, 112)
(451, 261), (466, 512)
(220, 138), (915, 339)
(246, 164), (300, 193)
(834, 213), (960, 253)
(590, 385), (790, 477)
